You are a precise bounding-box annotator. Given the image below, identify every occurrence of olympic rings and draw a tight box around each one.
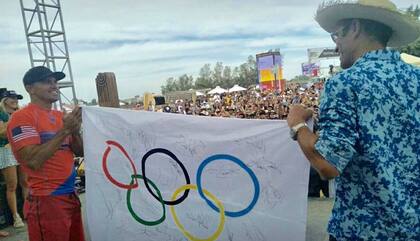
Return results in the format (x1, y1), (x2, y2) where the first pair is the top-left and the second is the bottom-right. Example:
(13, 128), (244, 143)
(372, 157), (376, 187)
(141, 148), (191, 206)
(196, 154), (260, 218)
(101, 140), (260, 240)
(102, 140), (139, 189)
(126, 174), (166, 226)
(170, 184), (225, 241)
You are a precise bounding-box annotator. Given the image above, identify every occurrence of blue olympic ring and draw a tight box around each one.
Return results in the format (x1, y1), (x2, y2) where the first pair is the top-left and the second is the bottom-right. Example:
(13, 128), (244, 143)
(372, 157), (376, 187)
(196, 154), (260, 218)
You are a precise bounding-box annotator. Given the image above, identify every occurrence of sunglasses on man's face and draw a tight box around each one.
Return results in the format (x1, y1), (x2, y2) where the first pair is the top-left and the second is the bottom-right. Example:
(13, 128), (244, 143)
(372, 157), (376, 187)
(330, 24), (351, 43)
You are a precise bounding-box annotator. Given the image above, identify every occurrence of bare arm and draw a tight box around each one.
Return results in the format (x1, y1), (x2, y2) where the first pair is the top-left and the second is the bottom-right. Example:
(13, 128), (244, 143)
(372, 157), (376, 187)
(16, 128), (71, 170)
(287, 105), (339, 180)
(16, 106), (82, 171)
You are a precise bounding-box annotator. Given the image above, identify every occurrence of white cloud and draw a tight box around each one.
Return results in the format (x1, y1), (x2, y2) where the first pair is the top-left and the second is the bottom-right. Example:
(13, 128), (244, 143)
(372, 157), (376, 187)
(0, 0), (417, 102)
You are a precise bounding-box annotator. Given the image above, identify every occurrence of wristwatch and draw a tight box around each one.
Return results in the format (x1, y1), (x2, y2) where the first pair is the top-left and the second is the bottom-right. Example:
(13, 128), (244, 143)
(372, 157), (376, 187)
(290, 122), (308, 141)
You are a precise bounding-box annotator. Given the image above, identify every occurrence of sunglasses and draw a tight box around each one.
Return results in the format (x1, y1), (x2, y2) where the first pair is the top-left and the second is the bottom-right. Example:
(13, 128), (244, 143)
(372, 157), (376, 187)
(330, 23), (351, 43)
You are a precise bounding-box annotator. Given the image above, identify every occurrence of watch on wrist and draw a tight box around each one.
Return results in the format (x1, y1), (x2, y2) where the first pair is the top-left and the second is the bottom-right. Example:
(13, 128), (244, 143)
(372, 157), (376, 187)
(290, 122), (308, 141)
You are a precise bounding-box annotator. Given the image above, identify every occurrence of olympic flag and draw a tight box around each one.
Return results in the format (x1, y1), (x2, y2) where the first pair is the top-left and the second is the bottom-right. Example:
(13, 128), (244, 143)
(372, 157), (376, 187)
(82, 107), (310, 241)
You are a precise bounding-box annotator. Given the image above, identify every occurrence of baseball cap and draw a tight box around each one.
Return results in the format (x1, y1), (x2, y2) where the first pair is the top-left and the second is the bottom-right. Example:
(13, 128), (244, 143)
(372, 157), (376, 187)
(1, 90), (23, 100)
(23, 66), (65, 86)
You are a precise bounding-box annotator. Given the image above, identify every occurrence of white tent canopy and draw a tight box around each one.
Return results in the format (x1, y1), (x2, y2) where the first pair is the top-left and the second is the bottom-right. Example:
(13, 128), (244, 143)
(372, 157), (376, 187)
(229, 84), (247, 92)
(401, 53), (420, 67)
(208, 86), (227, 95)
(196, 91), (205, 96)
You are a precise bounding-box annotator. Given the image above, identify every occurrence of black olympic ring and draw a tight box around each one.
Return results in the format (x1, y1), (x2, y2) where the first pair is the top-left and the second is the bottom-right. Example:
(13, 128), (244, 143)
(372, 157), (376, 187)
(141, 148), (191, 206)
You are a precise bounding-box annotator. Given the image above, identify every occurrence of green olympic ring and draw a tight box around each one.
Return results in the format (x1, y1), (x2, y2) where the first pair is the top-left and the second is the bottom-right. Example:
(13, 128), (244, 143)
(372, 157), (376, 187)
(126, 174), (166, 226)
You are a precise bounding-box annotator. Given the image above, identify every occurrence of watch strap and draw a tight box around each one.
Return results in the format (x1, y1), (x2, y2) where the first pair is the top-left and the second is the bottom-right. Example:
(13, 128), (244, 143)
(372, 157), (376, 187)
(292, 122), (307, 133)
(290, 122), (308, 141)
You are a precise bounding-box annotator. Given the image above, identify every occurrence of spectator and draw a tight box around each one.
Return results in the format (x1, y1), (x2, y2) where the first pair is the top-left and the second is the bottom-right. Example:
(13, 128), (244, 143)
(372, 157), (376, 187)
(0, 90), (26, 231)
(7, 66), (85, 241)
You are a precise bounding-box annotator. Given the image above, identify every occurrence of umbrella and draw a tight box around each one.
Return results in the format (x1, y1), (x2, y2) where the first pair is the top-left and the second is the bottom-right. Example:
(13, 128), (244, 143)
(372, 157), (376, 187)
(208, 86), (227, 95)
(229, 84), (247, 92)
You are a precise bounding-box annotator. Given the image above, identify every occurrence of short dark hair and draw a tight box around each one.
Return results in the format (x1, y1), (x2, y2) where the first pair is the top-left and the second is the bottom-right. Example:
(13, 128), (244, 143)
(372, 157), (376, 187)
(339, 18), (394, 46)
(340, 18), (393, 46)
(359, 19), (393, 46)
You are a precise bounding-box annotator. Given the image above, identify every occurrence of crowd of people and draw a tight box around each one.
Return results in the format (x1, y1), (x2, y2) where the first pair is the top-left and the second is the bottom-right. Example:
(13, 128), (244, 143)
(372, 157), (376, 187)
(151, 81), (330, 199)
(154, 81), (325, 121)
(0, 0), (419, 240)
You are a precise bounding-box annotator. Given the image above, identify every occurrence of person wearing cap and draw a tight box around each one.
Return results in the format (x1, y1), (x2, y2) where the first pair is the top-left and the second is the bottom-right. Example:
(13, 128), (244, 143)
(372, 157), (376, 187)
(0, 89), (26, 233)
(287, 0), (420, 240)
(6, 66), (84, 241)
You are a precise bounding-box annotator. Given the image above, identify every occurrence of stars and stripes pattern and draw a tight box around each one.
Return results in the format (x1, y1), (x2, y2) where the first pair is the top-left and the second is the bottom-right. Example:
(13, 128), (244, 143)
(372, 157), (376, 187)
(11, 126), (38, 142)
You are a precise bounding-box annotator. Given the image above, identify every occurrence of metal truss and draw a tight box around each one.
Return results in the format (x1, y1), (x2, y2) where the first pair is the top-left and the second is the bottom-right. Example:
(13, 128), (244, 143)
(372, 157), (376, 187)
(20, 0), (77, 107)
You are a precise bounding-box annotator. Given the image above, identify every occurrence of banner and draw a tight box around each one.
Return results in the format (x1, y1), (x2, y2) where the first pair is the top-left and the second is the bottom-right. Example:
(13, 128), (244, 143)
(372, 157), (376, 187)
(83, 107), (310, 241)
(301, 62), (320, 77)
(256, 52), (283, 90)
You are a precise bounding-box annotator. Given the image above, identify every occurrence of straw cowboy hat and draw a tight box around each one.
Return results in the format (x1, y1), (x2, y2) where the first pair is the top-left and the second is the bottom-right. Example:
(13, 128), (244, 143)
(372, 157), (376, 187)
(315, 0), (420, 47)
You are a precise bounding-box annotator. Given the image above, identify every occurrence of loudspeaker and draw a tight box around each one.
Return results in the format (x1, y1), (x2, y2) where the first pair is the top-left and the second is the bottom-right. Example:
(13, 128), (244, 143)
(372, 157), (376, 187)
(154, 96), (165, 105)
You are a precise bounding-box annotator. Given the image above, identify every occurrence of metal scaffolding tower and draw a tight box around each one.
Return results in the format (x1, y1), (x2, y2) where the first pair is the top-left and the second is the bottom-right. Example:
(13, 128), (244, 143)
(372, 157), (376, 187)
(19, 0), (77, 107)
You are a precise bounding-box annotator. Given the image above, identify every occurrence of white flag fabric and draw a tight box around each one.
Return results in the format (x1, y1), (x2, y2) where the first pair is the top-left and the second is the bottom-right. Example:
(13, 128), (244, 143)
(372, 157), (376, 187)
(82, 107), (310, 241)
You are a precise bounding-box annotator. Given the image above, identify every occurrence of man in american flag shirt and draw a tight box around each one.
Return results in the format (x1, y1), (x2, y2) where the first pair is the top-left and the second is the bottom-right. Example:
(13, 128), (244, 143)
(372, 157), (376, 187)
(7, 66), (84, 241)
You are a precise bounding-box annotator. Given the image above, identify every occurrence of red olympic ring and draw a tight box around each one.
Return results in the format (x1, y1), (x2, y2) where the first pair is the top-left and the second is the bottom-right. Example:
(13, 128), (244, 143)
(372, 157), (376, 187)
(102, 140), (139, 189)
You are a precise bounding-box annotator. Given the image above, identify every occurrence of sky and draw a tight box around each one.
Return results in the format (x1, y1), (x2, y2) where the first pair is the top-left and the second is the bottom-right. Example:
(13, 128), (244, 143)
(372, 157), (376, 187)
(0, 0), (417, 103)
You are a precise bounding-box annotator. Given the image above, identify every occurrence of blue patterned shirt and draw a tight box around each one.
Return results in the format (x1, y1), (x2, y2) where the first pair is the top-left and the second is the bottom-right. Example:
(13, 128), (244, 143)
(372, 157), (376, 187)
(315, 49), (420, 240)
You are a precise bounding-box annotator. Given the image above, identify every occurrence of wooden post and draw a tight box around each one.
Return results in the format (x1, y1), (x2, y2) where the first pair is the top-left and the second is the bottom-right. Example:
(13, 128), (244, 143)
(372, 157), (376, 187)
(96, 72), (120, 108)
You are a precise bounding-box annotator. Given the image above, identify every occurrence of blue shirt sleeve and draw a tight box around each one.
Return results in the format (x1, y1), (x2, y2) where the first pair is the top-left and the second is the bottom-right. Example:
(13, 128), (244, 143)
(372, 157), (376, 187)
(315, 74), (359, 173)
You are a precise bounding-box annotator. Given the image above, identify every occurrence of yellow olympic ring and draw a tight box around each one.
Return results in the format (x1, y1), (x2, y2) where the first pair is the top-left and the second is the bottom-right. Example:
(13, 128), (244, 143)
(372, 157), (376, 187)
(170, 184), (225, 241)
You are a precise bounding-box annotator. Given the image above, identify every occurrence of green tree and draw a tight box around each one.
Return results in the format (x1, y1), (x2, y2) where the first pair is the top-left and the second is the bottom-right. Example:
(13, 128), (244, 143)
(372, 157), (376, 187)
(211, 62), (224, 87)
(177, 74), (194, 91)
(407, 5), (420, 18)
(235, 55), (258, 87)
(397, 5), (420, 56)
(221, 66), (234, 88)
(161, 55), (260, 93)
(161, 77), (176, 94)
(161, 75), (194, 94)
(231, 66), (241, 86)
(195, 64), (213, 89)
(247, 55), (258, 85)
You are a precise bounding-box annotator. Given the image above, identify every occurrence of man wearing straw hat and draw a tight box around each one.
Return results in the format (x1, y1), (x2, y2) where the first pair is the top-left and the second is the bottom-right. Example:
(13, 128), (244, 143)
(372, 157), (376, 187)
(287, 0), (420, 240)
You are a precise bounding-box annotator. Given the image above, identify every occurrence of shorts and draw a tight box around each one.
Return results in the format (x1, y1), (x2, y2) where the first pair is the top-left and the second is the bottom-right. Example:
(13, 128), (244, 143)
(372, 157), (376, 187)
(0, 146), (18, 169)
(24, 193), (85, 241)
